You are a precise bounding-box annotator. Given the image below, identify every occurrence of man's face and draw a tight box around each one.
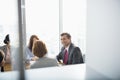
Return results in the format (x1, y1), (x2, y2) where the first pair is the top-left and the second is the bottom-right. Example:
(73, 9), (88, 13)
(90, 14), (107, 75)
(61, 35), (71, 47)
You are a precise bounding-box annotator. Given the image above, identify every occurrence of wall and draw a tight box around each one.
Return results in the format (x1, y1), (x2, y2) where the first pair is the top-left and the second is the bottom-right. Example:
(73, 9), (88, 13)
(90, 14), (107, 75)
(86, 0), (120, 79)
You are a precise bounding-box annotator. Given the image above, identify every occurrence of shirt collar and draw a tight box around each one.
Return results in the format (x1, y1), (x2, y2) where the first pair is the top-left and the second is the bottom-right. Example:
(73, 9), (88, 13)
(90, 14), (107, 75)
(65, 44), (70, 51)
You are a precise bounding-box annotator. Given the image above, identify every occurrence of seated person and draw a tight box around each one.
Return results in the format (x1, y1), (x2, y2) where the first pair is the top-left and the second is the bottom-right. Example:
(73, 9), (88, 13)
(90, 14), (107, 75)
(25, 35), (39, 64)
(57, 33), (84, 65)
(30, 40), (58, 69)
(0, 34), (12, 71)
(0, 50), (5, 72)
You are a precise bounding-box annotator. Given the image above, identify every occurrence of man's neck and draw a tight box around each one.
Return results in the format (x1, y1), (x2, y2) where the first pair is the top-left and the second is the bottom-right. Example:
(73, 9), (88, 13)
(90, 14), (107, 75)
(64, 43), (71, 48)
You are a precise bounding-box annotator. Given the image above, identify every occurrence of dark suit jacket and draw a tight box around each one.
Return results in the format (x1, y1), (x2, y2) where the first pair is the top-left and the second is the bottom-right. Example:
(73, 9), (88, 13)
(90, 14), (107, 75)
(57, 43), (83, 64)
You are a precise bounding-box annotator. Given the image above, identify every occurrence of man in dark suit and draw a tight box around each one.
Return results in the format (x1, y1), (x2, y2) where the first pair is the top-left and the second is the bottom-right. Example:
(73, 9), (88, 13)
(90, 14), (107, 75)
(56, 33), (84, 65)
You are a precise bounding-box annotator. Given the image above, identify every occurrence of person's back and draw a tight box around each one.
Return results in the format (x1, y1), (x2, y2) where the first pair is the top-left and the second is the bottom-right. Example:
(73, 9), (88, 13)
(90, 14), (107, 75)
(31, 57), (58, 69)
(30, 40), (58, 69)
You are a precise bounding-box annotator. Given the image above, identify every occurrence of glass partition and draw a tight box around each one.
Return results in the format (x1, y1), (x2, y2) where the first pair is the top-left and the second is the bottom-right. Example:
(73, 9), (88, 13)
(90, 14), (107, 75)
(25, 0), (59, 58)
(0, 0), (20, 79)
(0, 0), (86, 80)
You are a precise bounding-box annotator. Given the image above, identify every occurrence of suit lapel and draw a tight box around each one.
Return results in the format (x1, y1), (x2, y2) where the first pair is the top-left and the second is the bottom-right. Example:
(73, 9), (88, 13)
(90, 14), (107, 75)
(68, 43), (74, 63)
(61, 43), (75, 64)
(61, 47), (65, 59)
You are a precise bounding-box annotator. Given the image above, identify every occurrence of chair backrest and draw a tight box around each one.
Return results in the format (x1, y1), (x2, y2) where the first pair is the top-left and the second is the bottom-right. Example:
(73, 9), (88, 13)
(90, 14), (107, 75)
(1, 66), (4, 72)
(82, 54), (85, 63)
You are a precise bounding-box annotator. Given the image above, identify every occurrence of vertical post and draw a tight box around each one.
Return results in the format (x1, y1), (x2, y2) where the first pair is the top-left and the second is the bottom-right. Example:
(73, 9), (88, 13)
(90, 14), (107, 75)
(17, 0), (26, 80)
(59, 0), (63, 51)
(21, 0), (27, 63)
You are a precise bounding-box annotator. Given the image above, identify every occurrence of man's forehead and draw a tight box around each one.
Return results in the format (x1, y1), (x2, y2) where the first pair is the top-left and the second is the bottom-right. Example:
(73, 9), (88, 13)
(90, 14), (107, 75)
(61, 35), (70, 40)
(61, 35), (67, 37)
(61, 36), (67, 38)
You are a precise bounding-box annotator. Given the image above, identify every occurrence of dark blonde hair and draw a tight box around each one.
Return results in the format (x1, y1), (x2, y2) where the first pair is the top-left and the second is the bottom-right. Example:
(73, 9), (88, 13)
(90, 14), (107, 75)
(28, 35), (39, 51)
(32, 40), (47, 58)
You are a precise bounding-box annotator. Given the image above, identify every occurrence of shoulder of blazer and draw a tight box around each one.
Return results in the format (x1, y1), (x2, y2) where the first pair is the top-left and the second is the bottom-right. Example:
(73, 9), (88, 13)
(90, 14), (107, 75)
(70, 43), (81, 50)
(69, 43), (82, 54)
(69, 43), (76, 50)
(68, 43), (76, 54)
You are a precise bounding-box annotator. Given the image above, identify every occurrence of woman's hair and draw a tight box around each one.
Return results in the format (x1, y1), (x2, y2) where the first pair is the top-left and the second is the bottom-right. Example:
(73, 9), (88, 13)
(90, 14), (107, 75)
(0, 50), (4, 63)
(32, 40), (47, 58)
(28, 35), (39, 51)
(4, 34), (10, 44)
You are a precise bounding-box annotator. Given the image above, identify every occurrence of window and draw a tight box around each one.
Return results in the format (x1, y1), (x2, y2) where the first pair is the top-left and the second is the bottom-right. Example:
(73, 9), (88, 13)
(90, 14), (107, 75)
(25, 0), (59, 58)
(63, 0), (86, 55)
(0, 0), (86, 80)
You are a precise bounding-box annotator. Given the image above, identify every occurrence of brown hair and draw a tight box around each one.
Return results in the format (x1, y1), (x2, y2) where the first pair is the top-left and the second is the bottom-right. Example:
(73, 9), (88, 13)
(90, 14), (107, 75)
(28, 35), (39, 51)
(32, 40), (47, 58)
(61, 32), (71, 39)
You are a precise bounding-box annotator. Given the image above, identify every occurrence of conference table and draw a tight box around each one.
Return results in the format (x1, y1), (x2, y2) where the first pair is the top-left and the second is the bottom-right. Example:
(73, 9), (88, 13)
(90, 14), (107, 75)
(0, 64), (86, 80)
(0, 63), (111, 80)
